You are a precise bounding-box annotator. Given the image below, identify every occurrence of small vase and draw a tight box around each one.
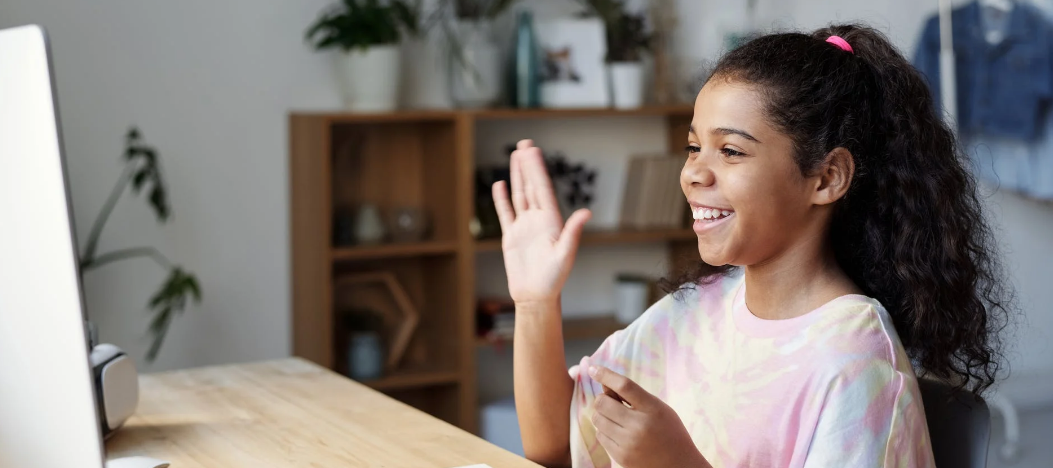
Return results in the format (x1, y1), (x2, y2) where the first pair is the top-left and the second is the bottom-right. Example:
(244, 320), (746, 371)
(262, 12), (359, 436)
(348, 332), (384, 381)
(353, 204), (386, 245)
(511, 11), (540, 108)
(450, 20), (502, 108)
(335, 45), (401, 112)
(608, 62), (645, 109)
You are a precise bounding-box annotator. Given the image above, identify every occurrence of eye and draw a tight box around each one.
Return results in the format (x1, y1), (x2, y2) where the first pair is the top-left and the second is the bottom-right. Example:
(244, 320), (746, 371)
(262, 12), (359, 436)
(720, 147), (745, 157)
(685, 145), (701, 154)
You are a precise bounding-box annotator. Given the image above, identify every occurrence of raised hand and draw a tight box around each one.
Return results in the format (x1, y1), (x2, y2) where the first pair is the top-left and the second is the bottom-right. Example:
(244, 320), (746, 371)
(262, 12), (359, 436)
(492, 139), (592, 308)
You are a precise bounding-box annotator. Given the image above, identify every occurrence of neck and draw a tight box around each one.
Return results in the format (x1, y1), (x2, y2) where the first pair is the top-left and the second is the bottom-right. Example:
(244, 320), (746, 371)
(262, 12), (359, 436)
(743, 234), (861, 320)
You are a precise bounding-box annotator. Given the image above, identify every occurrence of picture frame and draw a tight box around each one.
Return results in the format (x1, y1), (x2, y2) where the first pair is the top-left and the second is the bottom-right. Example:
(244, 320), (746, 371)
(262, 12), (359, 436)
(535, 18), (610, 109)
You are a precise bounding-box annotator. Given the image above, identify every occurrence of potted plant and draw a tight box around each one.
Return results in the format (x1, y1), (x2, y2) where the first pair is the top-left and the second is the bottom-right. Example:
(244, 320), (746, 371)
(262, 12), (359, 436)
(578, 0), (652, 108)
(429, 0), (519, 108)
(81, 127), (202, 363)
(306, 0), (421, 112)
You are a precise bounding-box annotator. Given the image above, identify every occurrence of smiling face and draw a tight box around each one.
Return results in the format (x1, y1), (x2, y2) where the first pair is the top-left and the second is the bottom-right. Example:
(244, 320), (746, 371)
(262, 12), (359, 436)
(682, 77), (833, 267)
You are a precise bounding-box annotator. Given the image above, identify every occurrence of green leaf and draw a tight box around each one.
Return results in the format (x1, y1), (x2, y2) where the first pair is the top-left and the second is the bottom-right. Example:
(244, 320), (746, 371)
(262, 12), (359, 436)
(144, 267), (203, 362)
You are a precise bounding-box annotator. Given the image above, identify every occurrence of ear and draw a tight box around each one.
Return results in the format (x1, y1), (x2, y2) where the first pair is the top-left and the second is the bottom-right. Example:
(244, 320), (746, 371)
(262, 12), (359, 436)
(811, 147), (855, 206)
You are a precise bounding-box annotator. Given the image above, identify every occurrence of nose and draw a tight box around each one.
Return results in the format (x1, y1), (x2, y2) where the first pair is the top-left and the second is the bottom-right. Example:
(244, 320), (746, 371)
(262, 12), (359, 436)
(681, 152), (715, 189)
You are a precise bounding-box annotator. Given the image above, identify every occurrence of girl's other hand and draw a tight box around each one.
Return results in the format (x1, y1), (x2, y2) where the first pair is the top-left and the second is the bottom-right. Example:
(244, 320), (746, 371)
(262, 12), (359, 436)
(492, 139), (591, 311)
(589, 365), (713, 468)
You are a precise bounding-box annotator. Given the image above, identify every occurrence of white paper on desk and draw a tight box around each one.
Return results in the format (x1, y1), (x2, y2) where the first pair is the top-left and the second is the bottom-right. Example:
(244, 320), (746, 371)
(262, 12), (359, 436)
(450, 465), (493, 468)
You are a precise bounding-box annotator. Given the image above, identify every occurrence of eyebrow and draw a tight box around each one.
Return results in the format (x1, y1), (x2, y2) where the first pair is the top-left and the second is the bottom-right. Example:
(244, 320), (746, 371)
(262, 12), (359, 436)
(689, 125), (761, 143)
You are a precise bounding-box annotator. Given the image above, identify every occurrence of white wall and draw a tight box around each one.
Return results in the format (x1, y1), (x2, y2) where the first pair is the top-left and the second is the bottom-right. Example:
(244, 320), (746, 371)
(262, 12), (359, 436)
(0, 0), (339, 370)
(2, 0), (1050, 401)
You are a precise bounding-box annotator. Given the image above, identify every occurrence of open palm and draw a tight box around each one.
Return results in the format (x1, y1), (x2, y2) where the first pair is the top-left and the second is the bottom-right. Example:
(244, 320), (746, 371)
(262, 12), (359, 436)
(492, 140), (591, 305)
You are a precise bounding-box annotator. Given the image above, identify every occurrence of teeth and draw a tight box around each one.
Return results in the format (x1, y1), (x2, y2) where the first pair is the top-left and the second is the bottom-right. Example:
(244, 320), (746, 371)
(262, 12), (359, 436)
(693, 207), (734, 220)
(694, 207), (737, 220)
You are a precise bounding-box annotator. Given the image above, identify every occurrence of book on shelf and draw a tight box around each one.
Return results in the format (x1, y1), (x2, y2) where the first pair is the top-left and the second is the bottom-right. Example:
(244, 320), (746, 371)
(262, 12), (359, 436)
(619, 155), (687, 229)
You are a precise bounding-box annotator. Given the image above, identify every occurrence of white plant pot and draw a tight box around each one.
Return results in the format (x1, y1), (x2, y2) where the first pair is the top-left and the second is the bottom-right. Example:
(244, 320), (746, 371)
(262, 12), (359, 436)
(450, 20), (501, 109)
(335, 45), (401, 112)
(608, 62), (645, 109)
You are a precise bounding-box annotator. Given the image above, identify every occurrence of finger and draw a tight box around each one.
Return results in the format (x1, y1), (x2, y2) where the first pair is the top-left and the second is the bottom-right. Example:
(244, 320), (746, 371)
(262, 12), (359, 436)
(492, 181), (515, 232)
(589, 366), (649, 410)
(520, 147), (560, 213)
(520, 148), (543, 211)
(598, 427), (619, 453)
(593, 393), (633, 423)
(558, 208), (591, 259)
(591, 408), (630, 445)
(517, 139), (535, 150)
(510, 149), (529, 212)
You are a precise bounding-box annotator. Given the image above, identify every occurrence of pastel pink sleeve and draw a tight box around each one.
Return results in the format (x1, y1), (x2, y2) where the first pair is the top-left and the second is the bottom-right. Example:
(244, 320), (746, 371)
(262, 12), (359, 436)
(568, 329), (629, 468)
(801, 361), (935, 468)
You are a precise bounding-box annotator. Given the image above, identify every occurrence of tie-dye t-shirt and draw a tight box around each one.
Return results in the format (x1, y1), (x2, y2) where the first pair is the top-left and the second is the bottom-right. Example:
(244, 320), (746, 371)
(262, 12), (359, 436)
(569, 273), (934, 468)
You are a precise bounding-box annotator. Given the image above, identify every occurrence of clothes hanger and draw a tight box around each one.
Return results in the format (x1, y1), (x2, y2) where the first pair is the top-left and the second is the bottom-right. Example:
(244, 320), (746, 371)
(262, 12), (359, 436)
(979, 0), (1015, 13)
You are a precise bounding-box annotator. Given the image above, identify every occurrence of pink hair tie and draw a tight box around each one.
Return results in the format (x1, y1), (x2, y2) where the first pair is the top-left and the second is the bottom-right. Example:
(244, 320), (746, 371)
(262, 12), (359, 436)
(826, 35), (854, 54)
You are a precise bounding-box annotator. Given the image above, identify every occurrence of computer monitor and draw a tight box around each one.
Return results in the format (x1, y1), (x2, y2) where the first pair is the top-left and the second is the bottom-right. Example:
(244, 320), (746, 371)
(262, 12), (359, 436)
(0, 24), (107, 468)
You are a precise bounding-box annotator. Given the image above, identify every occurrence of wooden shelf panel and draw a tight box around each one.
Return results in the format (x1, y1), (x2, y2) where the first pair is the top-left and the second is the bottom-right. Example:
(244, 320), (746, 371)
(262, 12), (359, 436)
(332, 241), (459, 262)
(292, 110), (458, 123)
(291, 105), (693, 124)
(469, 105), (693, 120)
(477, 315), (625, 346)
(475, 227), (696, 252)
(358, 368), (461, 391)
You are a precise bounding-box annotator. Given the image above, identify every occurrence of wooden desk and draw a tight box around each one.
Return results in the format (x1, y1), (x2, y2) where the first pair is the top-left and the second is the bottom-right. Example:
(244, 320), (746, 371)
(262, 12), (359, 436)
(105, 358), (540, 468)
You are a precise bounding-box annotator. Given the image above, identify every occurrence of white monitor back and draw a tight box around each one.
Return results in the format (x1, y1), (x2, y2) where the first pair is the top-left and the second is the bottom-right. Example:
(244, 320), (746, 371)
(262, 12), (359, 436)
(0, 24), (106, 468)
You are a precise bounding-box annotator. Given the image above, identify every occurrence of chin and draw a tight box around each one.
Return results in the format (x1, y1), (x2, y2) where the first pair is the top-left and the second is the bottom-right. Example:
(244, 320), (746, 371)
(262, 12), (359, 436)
(696, 241), (730, 266)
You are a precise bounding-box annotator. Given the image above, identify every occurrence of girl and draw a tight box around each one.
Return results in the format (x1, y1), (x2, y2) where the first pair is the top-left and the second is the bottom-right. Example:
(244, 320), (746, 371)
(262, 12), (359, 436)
(492, 24), (1009, 468)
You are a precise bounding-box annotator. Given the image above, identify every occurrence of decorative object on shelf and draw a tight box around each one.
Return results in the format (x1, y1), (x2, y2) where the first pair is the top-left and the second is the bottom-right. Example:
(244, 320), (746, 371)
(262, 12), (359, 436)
(333, 210), (357, 246)
(543, 150), (598, 218)
(511, 10), (541, 108)
(342, 309), (386, 381)
(305, 0), (421, 112)
(619, 155), (688, 229)
(579, 0), (653, 109)
(474, 164), (511, 239)
(476, 297), (517, 343)
(436, 0), (519, 108)
(335, 272), (420, 371)
(535, 17), (609, 108)
(348, 332), (385, 380)
(388, 206), (429, 242)
(353, 203), (387, 244)
(614, 274), (650, 324)
(79, 127), (202, 363)
(450, 19), (502, 108)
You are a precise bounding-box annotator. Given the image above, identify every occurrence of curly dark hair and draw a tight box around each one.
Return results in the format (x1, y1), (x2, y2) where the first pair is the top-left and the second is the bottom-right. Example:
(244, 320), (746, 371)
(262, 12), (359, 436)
(662, 24), (1012, 397)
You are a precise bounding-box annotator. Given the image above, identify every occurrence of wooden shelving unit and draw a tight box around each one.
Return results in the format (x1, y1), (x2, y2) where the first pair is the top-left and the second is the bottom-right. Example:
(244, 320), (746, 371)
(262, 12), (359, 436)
(289, 106), (699, 434)
(361, 368), (462, 391)
(333, 241), (459, 262)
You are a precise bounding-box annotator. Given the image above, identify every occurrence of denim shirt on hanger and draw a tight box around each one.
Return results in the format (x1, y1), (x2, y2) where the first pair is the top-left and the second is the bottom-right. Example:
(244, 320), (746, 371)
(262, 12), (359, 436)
(914, 1), (1053, 141)
(914, 2), (1053, 199)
